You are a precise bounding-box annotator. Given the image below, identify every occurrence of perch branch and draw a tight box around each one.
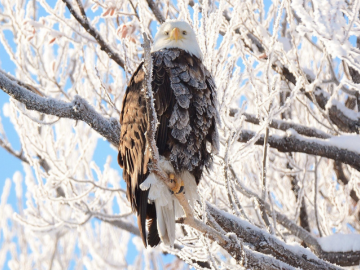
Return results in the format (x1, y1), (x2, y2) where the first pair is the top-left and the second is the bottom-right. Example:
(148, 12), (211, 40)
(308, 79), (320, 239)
(141, 32), (225, 243)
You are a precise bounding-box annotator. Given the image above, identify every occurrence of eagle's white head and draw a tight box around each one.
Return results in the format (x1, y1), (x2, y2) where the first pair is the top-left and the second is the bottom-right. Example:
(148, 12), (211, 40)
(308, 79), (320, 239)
(152, 20), (203, 60)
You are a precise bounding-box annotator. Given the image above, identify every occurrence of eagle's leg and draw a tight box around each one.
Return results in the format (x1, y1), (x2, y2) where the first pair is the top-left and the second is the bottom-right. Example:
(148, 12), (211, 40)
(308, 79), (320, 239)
(169, 173), (184, 194)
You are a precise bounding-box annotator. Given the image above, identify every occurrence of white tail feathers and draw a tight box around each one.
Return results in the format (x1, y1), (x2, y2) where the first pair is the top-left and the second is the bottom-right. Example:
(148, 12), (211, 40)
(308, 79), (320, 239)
(139, 157), (199, 247)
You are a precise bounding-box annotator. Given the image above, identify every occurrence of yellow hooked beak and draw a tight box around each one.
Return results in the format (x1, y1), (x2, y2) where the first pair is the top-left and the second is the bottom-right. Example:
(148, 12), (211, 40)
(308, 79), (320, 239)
(169, 27), (183, 41)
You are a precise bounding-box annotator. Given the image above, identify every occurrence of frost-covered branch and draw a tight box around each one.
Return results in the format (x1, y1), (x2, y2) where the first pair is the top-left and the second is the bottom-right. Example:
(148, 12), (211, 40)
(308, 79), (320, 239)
(277, 65), (360, 134)
(230, 110), (331, 139)
(207, 204), (341, 270)
(141, 33), (170, 185)
(238, 129), (360, 171)
(146, 0), (165, 23)
(62, 0), (125, 69)
(141, 32), (229, 258)
(0, 71), (120, 146)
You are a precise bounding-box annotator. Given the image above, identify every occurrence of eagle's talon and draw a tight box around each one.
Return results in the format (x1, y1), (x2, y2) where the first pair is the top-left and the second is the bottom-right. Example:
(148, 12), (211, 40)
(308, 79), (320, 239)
(169, 175), (184, 194)
(177, 181), (185, 194)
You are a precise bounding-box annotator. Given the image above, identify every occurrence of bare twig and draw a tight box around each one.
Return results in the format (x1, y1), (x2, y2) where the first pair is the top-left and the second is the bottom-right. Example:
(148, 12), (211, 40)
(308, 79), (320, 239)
(74, 0), (88, 22)
(146, 0), (165, 23)
(128, 0), (140, 19)
(0, 138), (28, 163)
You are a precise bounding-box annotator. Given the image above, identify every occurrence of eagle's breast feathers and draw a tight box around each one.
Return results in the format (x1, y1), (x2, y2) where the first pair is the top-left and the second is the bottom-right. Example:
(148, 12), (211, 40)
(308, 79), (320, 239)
(152, 49), (219, 174)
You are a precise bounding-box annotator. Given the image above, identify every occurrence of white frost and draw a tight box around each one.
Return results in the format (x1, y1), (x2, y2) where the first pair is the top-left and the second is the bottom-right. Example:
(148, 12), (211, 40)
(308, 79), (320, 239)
(318, 234), (360, 252)
(327, 134), (360, 154)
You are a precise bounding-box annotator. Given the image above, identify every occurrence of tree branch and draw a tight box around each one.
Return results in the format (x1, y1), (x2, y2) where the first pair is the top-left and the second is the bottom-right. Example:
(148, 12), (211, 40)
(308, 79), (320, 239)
(0, 71), (120, 147)
(207, 204), (341, 270)
(146, 0), (165, 23)
(276, 65), (360, 134)
(238, 129), (360, 171)
(0, 138), (28, 163)
(230, 110), (331, 139)
(62, 0), (125, 69)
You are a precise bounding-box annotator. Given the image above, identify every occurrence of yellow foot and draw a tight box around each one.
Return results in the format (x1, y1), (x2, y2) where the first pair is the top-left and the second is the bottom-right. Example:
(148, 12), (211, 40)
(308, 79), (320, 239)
(169, 173), (184, 194)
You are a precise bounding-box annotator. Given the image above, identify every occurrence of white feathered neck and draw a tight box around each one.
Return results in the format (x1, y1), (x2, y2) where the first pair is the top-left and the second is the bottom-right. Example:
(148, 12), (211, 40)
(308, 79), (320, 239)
(152, 20), (203, 60)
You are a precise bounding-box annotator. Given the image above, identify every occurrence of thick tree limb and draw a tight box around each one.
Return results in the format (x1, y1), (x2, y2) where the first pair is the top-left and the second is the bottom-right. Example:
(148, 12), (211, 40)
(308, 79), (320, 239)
(275, 207), (360, 266)
(62, 0), (125, 69)
(207, 204), (341, 270)
(0, 72), (120, 147)
(238, 129), (360, 171)
(99, 218), (213, 269)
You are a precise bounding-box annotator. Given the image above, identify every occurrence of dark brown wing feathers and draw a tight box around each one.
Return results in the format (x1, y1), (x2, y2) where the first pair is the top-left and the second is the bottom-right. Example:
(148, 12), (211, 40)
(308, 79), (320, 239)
(118, 49), (218, 247)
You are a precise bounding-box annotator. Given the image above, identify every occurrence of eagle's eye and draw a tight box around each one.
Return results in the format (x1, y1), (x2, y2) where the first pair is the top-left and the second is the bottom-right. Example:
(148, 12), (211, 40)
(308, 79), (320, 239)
(165, 31), (169, 35)
(182, 31), (187, 35)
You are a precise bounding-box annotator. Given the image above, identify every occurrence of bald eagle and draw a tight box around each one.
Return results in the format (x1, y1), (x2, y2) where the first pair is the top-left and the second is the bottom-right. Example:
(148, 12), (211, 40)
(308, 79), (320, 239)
(118, 20), (219, 247)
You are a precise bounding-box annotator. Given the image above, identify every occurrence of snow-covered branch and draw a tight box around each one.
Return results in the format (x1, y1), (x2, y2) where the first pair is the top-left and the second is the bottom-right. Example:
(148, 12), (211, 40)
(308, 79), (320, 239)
(207, 204), (341, 270)
(231, 110), (331, 139)
(0, 71), (120, 146)
(238, 129), (360, 172)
